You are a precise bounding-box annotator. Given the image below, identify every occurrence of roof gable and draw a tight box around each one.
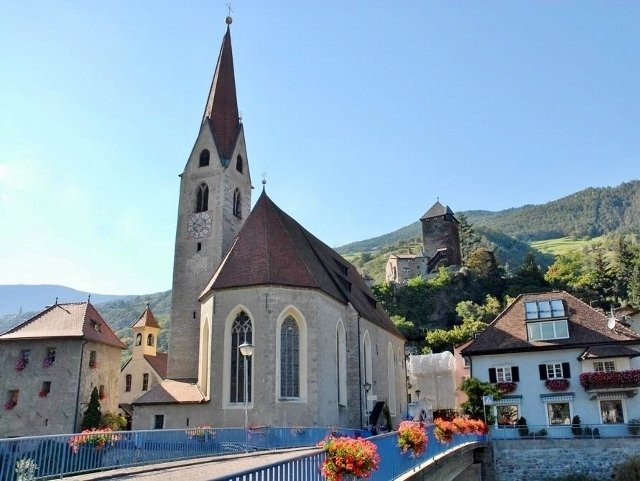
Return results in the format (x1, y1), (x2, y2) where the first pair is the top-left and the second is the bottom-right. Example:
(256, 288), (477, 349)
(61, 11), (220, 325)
(202, 192), (403, 339)
(421, 200), (455, 220)
(132, 305), (161, 329)
(462, 291), (640, 356)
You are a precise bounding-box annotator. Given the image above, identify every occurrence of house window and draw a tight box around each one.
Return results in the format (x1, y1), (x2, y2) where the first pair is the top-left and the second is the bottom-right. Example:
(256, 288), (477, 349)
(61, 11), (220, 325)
(21, 349), (31, 363)
(236, 155), (243, 173)
(47, 347), (56, 362)
(525, 299), (565, 320)
(547, 402), (571, 425)
(233, 188), (241, 218)
(195, 183), (209, 213)
(197, 242), (202, 252)
(527, 320), (569, 341)
(41, 381), (51, 397)
(496, 367), (512, 383)
(142, 373), (149, 391)
(99, 385), (105, 400)
(154, 414), (164, 429)
(125, 374), (132, 392)
(600, 399), (624, 423)
(463, 357), (470, 368)
(199, 149), (210, 167)
(547, 363), (563, 379)
(136, 333), (142, 346)
(280, 316), (300, 399)
(230, 311), (252, 403)
(496, 405), (518, 426)
(89, 351), (97, 369)
(147, 334), (154, 346)
(6, 390), (19, 408)
(594, 361), (616, 373)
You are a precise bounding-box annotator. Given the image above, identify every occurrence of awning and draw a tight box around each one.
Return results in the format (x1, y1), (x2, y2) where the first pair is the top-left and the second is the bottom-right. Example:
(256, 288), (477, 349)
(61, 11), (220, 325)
(493, 395), (522, 405)
(540, 392), (575, 402)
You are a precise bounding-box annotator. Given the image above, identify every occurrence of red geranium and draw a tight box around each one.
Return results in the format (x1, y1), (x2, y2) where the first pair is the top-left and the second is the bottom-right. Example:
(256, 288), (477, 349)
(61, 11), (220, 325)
(398, 421), (428, 457)
(545, 379), (570, 392)
(580, 370), (640, 389)
(319, 436), (380, 481)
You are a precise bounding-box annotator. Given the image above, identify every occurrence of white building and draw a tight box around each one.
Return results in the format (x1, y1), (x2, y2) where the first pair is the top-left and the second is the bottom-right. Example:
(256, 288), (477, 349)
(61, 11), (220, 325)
(462, 291), (640, 431)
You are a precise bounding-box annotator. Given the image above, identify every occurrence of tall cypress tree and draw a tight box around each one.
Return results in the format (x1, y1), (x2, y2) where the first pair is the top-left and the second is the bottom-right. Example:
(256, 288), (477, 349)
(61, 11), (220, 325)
(81, 387), (102, 430)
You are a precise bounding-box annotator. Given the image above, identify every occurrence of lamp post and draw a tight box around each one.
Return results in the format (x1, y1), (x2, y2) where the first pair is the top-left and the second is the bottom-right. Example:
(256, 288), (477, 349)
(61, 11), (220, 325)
(239, 342), (255, 432)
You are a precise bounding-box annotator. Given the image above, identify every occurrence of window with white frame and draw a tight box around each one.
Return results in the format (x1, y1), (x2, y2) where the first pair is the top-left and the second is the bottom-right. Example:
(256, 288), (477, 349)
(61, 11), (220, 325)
(546, 363), (563, 379)
(496, 405), (518, 426)
(547, 402), (571, 425)
(496, 366), (512, 383)
(600, 399), (624, 423)
(527, 320), (569, 341)
(594, 361), (616, 373)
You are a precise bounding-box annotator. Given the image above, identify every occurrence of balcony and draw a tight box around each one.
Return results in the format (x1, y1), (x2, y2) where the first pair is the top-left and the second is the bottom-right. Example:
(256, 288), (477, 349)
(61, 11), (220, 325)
(579, 369), (640, 399)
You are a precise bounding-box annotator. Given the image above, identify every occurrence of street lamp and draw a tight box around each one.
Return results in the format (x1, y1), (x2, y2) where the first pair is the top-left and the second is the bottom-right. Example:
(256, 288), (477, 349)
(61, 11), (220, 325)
(239, 342), (254, 431)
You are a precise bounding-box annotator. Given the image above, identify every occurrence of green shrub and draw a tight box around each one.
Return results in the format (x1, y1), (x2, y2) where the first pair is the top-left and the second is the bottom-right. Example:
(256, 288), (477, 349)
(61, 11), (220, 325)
(612, 455), (640, 481)
(100, 412), (127, 431)
(538, 428), (548, 437)
(571, 415), (582, 436)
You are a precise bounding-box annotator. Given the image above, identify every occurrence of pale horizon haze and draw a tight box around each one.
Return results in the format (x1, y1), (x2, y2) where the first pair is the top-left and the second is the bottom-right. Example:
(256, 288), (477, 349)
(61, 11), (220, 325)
(1, 1), (639, 294)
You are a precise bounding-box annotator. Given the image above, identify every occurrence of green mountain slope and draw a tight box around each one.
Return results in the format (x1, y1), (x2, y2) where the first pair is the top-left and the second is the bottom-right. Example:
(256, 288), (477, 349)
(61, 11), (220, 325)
(337, 180), (640, 254)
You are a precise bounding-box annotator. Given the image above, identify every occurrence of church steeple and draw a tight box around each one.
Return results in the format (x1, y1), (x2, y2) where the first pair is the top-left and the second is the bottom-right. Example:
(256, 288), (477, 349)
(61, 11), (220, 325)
(202, 18), (240, 162)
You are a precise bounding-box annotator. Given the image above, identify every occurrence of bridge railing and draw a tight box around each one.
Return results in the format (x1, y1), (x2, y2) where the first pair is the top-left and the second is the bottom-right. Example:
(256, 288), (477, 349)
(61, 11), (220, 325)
(489, 422), (640, 440)
(0, 426), (364, 480)
(215, 425), (486, 481)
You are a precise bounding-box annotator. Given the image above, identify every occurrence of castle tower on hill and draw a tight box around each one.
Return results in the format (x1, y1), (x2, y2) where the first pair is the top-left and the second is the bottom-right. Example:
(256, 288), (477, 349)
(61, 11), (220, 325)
(167, 19), (252, 380)
(420, 200), (461, 268)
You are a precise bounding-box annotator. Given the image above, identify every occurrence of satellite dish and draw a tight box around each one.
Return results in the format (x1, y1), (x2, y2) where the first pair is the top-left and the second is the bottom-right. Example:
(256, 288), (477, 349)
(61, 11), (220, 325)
(607, 316), (616, 330)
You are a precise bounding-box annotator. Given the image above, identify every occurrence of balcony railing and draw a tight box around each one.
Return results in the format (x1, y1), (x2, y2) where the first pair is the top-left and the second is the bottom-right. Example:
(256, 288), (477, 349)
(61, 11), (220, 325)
(579, 369), (640, 390)
(490, 422), (640, 440)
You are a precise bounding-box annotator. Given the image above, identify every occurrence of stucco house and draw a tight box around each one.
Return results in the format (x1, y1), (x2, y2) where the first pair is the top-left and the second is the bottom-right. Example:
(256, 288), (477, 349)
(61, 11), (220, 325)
(0, 302), (125, 437)
(461, 291), (640, 431)
(119, 305), (167, 425)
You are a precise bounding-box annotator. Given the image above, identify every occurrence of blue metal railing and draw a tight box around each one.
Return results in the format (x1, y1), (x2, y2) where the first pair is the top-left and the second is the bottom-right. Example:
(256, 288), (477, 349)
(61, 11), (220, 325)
(0, 426), (364, 480)
(215, 425), (486, 481)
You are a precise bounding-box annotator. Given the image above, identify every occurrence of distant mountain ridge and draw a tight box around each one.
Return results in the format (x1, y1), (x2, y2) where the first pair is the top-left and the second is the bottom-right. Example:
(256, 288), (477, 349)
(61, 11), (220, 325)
(337, 180), (640, 255)
(0, 285), (134, 317)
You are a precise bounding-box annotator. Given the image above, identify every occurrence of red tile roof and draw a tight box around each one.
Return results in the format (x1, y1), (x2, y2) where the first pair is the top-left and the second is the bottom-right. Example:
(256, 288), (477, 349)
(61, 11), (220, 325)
(202, 192), (403, 339)
(0, 302), (126, 349)
(462, 291), (640, 356)
(202, 25), (240, 162)
(144, 352), (168, 378)
(132, 305), (161, 329)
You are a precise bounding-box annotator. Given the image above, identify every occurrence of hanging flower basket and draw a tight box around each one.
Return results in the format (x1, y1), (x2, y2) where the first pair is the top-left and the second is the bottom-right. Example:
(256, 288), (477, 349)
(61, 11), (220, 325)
(397, 421), (427, 457)
(89, 360), (97, 369)
(496, 382), (517, 394)
(15, 359), (28, 371)
(319, 436), (380, 481)
(38, 389), (49, 398)
(434, 419), (457, 443)
(42, 357), (55, 368)
(67, 428), (121, 454)
(434, 417), (487, 443)
(4, 400), (17, 410)
(545, 379), (570, 392)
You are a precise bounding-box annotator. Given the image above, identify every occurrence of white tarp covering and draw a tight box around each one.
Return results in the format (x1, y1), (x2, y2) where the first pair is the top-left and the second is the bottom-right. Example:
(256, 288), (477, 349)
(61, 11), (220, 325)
(407, 352), (456, 411)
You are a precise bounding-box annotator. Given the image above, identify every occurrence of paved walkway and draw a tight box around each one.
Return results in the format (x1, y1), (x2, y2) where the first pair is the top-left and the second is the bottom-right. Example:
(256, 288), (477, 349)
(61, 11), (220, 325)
(69, 447), (321, 481)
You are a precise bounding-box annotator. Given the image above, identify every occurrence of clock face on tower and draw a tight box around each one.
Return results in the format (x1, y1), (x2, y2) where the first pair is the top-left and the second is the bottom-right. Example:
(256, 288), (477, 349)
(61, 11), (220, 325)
(187, 212), (212, 238)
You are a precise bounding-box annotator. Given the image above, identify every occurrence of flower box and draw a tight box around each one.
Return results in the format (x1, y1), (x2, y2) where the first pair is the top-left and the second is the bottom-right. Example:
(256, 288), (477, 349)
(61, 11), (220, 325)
(42, 357), (55, 368)
(4, 401), (17, 410)
(579, 369), (640, 390)
(545, 379), (570, 392)
(320, 436), (379, 481)
(434, 417), (487, 444)
(15, 359), (28, 371)
(39, 390), (49, 398)
(495, 381), (517, 394)
(398, 421), (427, 457)
(67, 428), (121, 454)
(89, 361), (97, 369)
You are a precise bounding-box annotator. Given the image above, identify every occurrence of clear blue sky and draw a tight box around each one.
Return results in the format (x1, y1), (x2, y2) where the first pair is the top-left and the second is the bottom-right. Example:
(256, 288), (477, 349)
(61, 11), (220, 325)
(1, 1), (639, 294)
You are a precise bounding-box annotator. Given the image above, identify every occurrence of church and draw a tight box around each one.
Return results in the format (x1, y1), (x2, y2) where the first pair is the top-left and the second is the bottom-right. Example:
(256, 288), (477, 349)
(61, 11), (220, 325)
(131, 18), (406, 430)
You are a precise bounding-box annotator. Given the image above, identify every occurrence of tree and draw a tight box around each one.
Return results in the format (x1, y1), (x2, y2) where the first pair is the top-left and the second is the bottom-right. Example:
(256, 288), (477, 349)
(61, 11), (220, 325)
(460, 377), (501, 421)
(458, 213), (481, 262)
(466, 248), (504, 297)
(391, 315), (420, 340)
(628, 266), (640, 310)
(81, 387), (102, 430)
(505, 253), (548, 297)
(100, 412), (127, 430)
(585, 246), (615, 309)
(613, 236), (636, 301)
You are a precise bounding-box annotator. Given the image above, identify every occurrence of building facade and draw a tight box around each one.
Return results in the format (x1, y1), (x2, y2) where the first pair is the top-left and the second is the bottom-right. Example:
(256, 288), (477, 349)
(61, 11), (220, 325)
(0, 302), (125, 437)
(462, 292), (640, 429)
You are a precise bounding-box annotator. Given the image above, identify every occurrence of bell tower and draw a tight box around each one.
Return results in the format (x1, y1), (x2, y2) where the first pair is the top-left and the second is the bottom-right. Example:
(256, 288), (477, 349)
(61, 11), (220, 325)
(167, 17), (252, 380)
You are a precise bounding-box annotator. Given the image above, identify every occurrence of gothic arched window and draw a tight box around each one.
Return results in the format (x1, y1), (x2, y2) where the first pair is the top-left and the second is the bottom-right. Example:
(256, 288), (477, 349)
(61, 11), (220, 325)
(196, 183), (209, 213)
(387, 343), (396, 415)
(280, 316), (300, 398)
(147, 334), (154, 346)
(233, 188), (241, 218)
(337, 320), (347, 406)
(236, 155), (243, 173)
(135, 333), (142, 346)
(230, 311), (252, 403)
(199, 149), (210, 167)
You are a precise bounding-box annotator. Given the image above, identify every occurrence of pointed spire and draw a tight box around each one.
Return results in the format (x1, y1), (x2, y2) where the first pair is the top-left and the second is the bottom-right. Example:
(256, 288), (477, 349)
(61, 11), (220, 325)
(202, 18), (241, 162)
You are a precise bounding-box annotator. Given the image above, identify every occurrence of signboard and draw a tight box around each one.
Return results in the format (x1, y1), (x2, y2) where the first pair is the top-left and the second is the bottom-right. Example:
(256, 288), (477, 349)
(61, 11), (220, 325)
(482, 395), (494, 405)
